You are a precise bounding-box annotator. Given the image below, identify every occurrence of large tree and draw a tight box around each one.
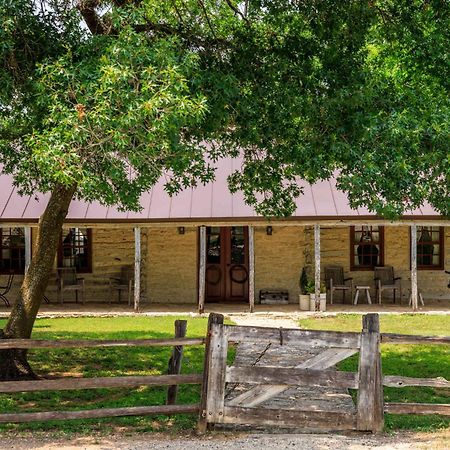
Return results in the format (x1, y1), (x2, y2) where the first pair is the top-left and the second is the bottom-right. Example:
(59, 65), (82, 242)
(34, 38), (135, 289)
(0, 0), (448, 378)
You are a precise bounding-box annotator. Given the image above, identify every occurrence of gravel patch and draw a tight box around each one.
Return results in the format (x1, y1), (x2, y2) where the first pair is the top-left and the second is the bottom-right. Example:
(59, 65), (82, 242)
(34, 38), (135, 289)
(0, 431), (448, 450)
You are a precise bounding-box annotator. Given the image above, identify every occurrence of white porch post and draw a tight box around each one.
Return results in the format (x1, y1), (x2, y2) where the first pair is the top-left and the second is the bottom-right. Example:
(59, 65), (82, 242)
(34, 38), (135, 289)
(248, 225), (255, 313)
(24, 226), (32, 273)
(410, 224), (418, 311)
(198, 226), (206, 313)
(314, 224), (321, 310)
(134, 227), (141, 312)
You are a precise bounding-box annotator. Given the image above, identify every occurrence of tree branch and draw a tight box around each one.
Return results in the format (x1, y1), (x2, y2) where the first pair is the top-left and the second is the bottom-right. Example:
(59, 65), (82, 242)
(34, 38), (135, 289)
(197, 0), (217, 38)
(77, 0), (108, 35)
(224, 0), (249, 24)
(133, 21), (229, 50)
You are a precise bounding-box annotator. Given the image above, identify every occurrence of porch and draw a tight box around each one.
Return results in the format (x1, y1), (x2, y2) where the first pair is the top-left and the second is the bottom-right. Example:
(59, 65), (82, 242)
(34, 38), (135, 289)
(0, 223), (449, 312)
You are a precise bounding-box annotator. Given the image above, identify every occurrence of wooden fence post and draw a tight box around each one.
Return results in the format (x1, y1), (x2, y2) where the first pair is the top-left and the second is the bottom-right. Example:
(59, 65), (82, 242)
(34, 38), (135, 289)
(166, 320), (188, 405)
(357, 313), (384, 432)
(197, 313), (225, 433)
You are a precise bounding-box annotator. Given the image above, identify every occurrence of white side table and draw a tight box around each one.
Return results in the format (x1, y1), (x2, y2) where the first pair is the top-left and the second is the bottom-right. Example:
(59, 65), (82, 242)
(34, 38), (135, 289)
(354, 286), (372, 305)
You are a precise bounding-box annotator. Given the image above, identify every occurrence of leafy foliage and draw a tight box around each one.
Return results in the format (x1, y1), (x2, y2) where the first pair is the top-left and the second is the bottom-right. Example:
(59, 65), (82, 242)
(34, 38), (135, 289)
(0, 0), (448, 217)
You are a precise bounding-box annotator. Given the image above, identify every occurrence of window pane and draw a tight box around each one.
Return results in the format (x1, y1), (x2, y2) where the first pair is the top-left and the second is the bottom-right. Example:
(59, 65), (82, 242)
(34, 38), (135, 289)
(61, 228), (90, 271)
(206, 227), (221, 264)
(0, 228), (25, 273)
(417, 226), (442, 268)
(230, 226), (245, 264)
(351, 226), (383, 269)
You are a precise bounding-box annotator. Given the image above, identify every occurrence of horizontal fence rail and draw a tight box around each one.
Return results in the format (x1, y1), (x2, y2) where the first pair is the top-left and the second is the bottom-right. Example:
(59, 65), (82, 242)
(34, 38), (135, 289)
(0, 374), (203, 393)
(0, 337), (205, 350)
(0, 404), (200, 424)
(227, 326), (361, 349)
(384, 403), (450, 416)
(381, 334), (450, 345)
(225, 366), (359, 389)
(383, 375), (449, 389)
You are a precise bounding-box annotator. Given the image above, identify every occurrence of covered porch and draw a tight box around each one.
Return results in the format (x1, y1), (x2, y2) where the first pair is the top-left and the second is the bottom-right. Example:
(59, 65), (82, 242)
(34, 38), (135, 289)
(0, 221), (448, 314)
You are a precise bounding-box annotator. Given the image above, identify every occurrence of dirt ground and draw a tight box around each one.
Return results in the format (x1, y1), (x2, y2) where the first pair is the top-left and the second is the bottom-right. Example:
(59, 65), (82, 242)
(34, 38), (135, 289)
(0, 430), (448, 450)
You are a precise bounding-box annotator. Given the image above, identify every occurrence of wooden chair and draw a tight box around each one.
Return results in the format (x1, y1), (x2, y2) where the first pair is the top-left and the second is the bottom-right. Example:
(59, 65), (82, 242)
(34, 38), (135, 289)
(109, 265), (134, 305)
(57, 268), (85, 304)
(374, 266), (402, 304)
(0, 273), (14, 307)
(325, 266), (353, 304)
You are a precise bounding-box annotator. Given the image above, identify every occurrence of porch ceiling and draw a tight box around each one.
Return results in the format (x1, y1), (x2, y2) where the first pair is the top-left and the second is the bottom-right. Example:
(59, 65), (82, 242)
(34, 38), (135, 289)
(0, 158), (444, 225)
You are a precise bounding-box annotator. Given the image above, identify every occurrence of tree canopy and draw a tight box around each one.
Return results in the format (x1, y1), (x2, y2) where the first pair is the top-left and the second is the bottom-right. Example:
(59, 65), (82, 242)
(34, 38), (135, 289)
(1, 0), (449, 218)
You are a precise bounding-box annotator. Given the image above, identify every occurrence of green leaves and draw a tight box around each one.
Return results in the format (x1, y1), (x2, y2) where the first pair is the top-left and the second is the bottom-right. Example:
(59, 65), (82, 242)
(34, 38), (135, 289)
(0, 0), (448, 218)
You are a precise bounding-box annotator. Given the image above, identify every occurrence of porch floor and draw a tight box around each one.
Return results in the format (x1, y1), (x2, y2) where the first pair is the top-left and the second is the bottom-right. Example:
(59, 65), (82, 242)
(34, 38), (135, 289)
(0, 299), (448, 320)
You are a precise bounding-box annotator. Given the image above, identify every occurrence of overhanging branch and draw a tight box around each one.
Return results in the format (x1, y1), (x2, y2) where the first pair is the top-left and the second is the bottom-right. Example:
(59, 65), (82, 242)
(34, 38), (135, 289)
(77, 0), (108, 35)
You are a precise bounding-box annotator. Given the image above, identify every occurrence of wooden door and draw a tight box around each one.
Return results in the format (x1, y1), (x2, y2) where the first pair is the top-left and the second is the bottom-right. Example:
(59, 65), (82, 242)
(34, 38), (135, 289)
(205, 226), (249, 302)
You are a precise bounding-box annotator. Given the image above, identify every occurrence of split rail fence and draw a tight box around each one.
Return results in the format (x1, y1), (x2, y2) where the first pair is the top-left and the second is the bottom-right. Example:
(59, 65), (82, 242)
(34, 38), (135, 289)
(0, 314), (448, 431)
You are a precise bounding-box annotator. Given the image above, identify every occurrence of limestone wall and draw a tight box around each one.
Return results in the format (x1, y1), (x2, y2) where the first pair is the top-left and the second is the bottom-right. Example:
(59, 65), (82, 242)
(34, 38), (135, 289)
(254, 226), (305, 304)
(147, 227), (198, 304)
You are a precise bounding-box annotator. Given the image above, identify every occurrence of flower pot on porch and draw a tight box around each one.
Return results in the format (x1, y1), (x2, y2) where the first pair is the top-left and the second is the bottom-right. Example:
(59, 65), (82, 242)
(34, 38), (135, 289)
(299, 294), (310, 311)
(309, 293), (327, 311)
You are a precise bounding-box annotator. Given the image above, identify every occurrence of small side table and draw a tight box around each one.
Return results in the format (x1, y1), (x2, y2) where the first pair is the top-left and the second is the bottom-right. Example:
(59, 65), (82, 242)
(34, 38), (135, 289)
(354, 286), (372, 305)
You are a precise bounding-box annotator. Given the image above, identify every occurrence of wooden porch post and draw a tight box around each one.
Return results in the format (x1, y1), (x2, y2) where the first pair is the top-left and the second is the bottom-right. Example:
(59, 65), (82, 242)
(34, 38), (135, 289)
(314, 224), (321, 310)
(24, 226), (32, 273)
(198, 226), (206, 314)
(248, 225), (255, 313)
(134, 227), (141, 312)
(410, 224), (418, 311)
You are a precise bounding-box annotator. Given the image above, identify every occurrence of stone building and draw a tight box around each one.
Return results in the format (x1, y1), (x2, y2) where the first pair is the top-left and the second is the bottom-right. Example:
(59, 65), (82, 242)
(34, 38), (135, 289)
(0, 159), (448, 309)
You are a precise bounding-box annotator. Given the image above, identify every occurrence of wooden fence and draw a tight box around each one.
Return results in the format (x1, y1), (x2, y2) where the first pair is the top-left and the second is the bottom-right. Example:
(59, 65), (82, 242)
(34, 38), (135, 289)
(198, 313), (450, 433)
(0, 320), (204, 423)
(0, 314), (448, 431)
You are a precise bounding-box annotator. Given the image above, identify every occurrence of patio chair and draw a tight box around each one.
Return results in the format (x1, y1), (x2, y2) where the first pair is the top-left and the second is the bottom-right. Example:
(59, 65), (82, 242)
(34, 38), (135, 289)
(57, 267), (85, 304)
(374, 266), (402, 304)
(324, 266), (353, 304)
(0, 273), (14, 307)
(109, 265), (134, 305)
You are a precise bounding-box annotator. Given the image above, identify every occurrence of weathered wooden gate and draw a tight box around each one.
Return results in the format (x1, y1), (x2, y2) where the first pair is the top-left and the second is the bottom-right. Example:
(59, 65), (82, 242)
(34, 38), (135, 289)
(198, 313), (384, 432)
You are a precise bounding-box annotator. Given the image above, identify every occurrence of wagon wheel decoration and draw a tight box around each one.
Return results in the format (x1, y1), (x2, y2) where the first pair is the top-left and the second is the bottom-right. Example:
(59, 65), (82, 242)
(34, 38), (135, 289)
(206, 266), (221, 285)
(229, 264), (249, 284)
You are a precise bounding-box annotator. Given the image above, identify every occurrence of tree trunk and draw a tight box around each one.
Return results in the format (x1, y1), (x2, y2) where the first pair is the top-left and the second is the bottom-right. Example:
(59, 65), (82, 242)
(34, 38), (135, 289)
(0, 183), (75, 380)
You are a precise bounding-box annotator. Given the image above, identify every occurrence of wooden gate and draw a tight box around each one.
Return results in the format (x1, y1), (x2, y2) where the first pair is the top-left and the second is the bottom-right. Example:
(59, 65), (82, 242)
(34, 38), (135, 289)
(198, 313), (384, 432)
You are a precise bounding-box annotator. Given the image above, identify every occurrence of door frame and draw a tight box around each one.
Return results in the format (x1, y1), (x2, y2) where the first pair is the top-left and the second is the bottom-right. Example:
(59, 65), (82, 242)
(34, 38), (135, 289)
(199, 226), (250, 303)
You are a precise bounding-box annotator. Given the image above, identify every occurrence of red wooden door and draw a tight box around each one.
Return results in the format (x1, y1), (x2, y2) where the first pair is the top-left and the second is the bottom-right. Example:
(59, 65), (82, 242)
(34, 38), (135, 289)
(205, 226), (249, 302)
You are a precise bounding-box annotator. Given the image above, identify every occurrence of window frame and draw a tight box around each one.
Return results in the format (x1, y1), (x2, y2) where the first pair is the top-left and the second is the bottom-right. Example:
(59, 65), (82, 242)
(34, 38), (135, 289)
(350, 226), (385, 271)
(0, 227), (26, 274)
(412, 226), (444, 271)
(57, 228), (93, 273)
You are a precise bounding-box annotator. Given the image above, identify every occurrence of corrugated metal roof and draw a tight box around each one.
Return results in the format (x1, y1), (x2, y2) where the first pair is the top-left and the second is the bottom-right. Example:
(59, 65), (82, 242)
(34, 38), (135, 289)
(0, 158), (442, 222)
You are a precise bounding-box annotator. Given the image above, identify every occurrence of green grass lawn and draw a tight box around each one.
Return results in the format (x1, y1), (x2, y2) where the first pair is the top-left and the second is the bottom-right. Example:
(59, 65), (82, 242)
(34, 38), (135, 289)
(299, 314), (450, 432)
(0, 316), (211, 434)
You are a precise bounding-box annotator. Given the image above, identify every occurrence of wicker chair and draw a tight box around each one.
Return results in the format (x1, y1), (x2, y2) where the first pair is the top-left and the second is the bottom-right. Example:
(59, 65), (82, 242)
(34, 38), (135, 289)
(109, 265), (134, 305)
(374, 266), (402, 304)
(324, 266), (353, 304)
(57, 267), (85, 304)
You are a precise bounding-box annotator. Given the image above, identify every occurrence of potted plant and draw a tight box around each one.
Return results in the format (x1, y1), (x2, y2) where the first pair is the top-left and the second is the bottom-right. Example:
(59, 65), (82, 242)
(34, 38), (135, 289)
(306, 280), (327, 311)
(299, 268), (310, 311)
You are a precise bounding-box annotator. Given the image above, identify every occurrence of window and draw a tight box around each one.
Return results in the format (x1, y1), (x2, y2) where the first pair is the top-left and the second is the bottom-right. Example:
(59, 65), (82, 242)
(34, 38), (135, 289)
(350, 226), (384, 270)
(0, 228), (26, 274)
(415, 226), (444, 270)
(58, 228), (92, 273)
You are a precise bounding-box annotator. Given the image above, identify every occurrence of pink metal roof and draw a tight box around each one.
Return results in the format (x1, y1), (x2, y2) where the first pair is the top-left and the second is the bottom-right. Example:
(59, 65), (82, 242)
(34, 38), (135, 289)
(0, 159), (442, 222)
